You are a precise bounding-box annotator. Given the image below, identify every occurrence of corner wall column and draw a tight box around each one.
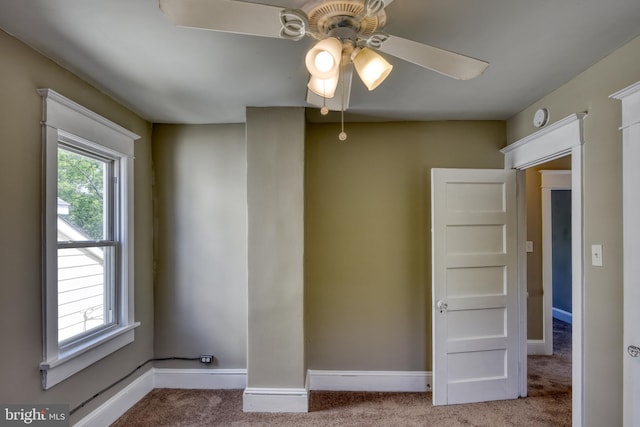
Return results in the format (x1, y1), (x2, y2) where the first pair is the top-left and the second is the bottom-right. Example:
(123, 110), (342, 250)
(243, 107), (308, 412)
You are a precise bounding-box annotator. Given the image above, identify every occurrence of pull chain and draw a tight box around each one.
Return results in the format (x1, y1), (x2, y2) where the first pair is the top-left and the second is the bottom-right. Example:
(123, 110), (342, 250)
(338, 60), (347, 141)
(320, 79), (329, 116)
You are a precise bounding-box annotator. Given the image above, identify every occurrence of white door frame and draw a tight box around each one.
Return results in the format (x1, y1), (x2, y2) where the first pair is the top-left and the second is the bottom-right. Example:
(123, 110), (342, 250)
(611, 81), (640, 427)
(540, 170), (572, 355)
(501, 113), (586, 427)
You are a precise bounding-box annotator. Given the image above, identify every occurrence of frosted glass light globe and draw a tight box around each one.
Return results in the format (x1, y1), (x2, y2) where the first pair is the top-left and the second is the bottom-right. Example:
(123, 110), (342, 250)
(314, 51), (334, 73)
(363, 61), (385, 82)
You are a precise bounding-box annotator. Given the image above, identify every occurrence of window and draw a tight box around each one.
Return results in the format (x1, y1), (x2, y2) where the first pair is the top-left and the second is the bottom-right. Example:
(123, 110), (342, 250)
(57, 144), (116, 343)
(39, 89), (140, 389)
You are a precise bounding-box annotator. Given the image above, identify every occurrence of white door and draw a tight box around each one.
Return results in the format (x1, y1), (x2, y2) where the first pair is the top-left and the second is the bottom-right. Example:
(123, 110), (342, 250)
(431, 168), (519, 405)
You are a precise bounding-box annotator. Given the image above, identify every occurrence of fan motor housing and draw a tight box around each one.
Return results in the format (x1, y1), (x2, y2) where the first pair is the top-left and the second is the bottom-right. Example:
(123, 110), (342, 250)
(303, 0), (386, 39)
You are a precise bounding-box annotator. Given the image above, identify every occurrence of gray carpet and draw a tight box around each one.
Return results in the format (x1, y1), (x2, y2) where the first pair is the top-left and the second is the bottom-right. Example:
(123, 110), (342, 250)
(112, 320), (571, 426)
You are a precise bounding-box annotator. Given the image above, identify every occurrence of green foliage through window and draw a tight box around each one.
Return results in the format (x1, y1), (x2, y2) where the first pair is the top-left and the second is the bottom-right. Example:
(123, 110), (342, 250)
(57, 148), (107, 240)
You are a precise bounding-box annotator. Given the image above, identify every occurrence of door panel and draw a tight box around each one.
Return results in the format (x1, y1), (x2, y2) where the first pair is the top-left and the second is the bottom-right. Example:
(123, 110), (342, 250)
(447, 266), (506, 296)
(432, 168), (519, 406)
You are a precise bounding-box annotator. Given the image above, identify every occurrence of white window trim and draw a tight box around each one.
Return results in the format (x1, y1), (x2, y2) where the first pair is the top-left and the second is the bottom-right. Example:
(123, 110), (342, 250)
(39, 89), (140, 390)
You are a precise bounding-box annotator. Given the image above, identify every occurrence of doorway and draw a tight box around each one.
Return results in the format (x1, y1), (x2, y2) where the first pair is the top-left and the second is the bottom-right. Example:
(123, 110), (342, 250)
(549, 187), (572, 326)
(539, 167), (572, 355)
(524, 163), (572, 355)
(500, 113), (585, 426)
(526, 163), (572, 407)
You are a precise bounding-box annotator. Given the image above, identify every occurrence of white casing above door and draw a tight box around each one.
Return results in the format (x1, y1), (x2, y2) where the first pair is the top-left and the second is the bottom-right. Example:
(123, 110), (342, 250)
(431, 168), (519, 405)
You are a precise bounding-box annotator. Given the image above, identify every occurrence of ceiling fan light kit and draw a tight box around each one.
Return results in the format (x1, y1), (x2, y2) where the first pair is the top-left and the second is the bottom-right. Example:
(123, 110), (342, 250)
(351, 47), (393, 91)
(305, 36), (342, 79)
(307, 74), (339, 98)
(159, 0), (489, 139)
(298, 0), (393, 98)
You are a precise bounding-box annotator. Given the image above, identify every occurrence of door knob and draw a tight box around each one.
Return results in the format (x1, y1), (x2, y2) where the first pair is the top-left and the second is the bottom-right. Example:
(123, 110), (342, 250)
(437, 300), (448, 313)
(629, 345), (640, 358)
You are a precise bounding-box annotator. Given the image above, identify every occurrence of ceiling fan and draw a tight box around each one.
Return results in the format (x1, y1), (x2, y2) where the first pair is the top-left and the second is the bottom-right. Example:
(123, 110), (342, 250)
(159, 0), (489, 131)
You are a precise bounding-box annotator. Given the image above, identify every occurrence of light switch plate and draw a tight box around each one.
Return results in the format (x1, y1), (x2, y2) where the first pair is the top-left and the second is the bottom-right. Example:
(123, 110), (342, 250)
(526, 241), (534, 253)
(591, 244), (603, 267)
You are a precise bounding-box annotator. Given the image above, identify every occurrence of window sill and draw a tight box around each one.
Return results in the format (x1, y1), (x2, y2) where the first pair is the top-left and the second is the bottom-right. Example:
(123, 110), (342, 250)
(40, 322), (140, 390)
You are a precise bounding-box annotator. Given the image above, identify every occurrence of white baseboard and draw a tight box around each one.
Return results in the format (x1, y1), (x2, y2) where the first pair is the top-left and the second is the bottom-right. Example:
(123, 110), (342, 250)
(552, 307), (573, 324)
(154, 368), (247, 389)
(308, 370), (432, 392)
(75, 368), (432, 423)
(73, 368), (154, 427)
(527, 339), (549, 355)
(243, 387), (309, 413)
(74, 368), (246, 426)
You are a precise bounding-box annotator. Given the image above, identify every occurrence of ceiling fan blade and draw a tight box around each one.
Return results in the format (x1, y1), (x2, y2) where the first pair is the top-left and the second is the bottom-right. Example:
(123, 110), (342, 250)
(306, 65), (353, 112)
(159, 0), (285, 38)
(364, 0), (394, 16)
(378, 35), (489, 80)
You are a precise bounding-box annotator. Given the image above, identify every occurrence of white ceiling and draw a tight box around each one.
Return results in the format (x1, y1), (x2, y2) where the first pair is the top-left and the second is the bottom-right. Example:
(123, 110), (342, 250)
(1, 0), (640, 124)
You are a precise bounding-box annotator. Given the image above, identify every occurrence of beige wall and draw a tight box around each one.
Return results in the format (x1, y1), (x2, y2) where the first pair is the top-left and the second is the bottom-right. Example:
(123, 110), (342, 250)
(508, 33), (640, 426)
(246, 108), (307, 390)
(305, 121), (505, 371)
(525, 157), (572, 340)
(150, 119), (506, 378)
(0, 30), (154, 423)
(152, 124), (248, 369)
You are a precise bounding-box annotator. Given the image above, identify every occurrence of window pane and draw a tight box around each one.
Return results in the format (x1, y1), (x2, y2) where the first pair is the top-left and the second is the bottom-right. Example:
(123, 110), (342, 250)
(58, 246), (114, 343)
(57, 147), (110, 241)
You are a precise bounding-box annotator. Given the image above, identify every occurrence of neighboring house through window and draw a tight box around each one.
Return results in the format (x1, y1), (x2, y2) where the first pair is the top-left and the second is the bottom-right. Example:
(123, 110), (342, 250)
(57, 196), (111, 342)
(39, 89), (140, 389)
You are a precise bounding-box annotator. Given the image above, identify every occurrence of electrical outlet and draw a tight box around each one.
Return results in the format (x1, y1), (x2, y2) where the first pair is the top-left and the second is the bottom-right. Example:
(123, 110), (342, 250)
(200, 355), (213, 364)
